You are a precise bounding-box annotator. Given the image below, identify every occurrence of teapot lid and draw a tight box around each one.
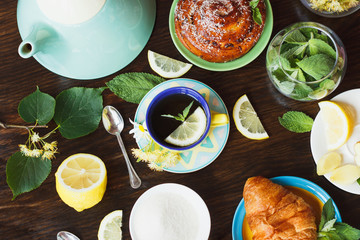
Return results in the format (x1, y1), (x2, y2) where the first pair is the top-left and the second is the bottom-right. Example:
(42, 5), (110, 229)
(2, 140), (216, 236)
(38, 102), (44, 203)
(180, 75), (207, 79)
(37, 0), (106, 25)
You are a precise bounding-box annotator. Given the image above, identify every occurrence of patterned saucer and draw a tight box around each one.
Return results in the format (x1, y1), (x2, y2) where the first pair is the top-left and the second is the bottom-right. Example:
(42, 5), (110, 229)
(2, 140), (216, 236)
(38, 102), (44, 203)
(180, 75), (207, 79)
(134, 78), (230, 173)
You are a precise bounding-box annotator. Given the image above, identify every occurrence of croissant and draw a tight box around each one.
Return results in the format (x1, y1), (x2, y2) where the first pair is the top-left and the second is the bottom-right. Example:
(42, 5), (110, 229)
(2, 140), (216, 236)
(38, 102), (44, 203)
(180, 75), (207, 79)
(174, 0), (266, 63)
(243, 176), (317, 240)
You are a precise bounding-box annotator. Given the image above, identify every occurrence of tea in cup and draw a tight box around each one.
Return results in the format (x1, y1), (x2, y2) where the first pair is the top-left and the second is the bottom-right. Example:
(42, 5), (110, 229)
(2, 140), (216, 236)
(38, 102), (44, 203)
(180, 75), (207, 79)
(146, 87), (228, 151)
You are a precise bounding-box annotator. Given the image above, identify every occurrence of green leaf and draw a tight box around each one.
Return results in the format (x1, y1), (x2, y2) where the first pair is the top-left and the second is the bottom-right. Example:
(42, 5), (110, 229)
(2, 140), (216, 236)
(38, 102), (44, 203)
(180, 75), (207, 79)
(319, 231), (343, 240)
(320, 79), (336, 90)
(309, 38), (336, 59)
(296, 54), (335, 80)
(182, 101), (193, 119)
(319, 199), (336, 231)
(18, 86), (56, 125)
(106, 72), (166, 104)
(334, 222), (360, 240)
(284, 29), (307, 44)
(280, 56), (297, 72)
(357, 178), (360, 186)
(249, 0), (260, 8)
(278, 111), (313, 133)
(54, 87), (104, 139)
(252, 7), (263, 25)
(6, 152), (51, 200)
(297, 69), (307, 82)
(278, 81), (296, 95)
(299, 27), (318, 39)
(293, 83), (313, 98)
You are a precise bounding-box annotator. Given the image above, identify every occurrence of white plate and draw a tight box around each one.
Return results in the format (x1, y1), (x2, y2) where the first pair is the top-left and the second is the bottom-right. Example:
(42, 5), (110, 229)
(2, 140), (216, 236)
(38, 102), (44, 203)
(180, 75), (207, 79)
(129, 183), (211, 240)
(310, 89), (360, 195)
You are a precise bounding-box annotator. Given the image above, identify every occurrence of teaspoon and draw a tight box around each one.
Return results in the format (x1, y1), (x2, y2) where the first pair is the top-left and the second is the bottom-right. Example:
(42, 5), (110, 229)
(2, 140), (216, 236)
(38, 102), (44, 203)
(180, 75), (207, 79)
(57, 231), (80, 240)
(102, 105), (142, 189)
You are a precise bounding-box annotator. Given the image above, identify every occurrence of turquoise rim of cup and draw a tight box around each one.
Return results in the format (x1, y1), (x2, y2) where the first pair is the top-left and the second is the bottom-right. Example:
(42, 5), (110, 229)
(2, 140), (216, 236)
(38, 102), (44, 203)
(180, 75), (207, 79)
(168, 0), (274, 71)
(145, 86), (211, 151)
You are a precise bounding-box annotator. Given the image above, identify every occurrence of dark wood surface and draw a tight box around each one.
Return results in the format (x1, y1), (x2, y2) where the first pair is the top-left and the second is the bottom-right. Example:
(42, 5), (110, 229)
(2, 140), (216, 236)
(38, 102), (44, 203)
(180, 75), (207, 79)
(1, 0), (359, 239)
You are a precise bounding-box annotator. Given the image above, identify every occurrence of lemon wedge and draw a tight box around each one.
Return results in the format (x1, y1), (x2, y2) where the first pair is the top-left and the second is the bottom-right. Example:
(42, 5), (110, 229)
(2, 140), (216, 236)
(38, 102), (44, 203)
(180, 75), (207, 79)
(148, 50), (192, 78)
(318, 101), (352, 150)
(165, 106), (207, 147)
(233, 94), (269, 140)
(55, 153), (107, 212)
(316, 152), (342, 176)
(98, 210), (123, 240)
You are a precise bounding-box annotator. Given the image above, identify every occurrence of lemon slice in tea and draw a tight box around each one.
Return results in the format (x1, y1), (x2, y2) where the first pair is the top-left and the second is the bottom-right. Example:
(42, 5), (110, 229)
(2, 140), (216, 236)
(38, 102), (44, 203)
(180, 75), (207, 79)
(165, 106), (207, 147)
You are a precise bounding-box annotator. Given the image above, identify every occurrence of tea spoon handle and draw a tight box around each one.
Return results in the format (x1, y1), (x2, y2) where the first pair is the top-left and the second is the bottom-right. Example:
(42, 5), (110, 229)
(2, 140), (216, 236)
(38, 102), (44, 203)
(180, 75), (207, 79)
(116, 133), (142, 189)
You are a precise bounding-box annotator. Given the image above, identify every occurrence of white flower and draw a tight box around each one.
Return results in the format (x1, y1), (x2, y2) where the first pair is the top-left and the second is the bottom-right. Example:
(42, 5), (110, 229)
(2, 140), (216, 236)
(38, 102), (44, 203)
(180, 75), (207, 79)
(31, 132), (41, 143)
(129, 119), (150, 142)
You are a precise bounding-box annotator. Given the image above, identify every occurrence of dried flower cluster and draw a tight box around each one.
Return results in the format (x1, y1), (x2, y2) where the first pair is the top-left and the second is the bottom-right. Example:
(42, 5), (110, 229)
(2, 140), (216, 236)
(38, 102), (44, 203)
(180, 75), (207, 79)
(19, 127), (58, 160)
(129, 119), (180, 171)
(309, 0), (359, 12)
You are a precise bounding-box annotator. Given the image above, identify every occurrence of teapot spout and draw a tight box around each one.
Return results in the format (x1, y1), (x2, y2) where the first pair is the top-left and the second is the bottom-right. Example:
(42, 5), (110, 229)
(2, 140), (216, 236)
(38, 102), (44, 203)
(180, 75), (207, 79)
(18, 24), (55, 59)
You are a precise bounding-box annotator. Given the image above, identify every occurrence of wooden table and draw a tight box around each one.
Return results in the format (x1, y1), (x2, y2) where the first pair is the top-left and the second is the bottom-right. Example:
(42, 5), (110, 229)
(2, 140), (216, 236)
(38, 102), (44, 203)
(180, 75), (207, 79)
(0, 0), (359, 239)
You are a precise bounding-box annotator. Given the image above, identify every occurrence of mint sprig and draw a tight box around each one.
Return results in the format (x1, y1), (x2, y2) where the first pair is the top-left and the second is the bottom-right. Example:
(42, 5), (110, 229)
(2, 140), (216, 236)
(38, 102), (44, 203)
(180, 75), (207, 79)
(318, 199), (360, 240)
(249, 0), (263, 25)
(162, 101), (194, 122)
(278, 111), (313, 133)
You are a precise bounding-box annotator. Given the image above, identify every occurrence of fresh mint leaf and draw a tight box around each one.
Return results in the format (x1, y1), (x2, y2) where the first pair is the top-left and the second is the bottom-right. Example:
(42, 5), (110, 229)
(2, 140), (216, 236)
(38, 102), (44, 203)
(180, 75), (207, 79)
(319, 231), (343, 240)
(182, 101), (193, 119)
(299, 27), (318, 39)
(6, 152), (51, 200)
(278, 81), (296, 95)
(106, 72), (165, 104)
(284, 29), (307, 44)
(314, 32), (330, 43)
(54, 87), (104, 139)
(334, 222), (360, 240)
(18, 86), (56, 125)
(357, 178), (360, 185)
(297, 69), (306, 82)
(280, 56), (297, 72)
(252, 7), (263, 25)
(293, 83), (313, 98)
(309, 38), (336, 59)
(296, 54), (335, 80)
(320, 79), (336, 90)
(319, 199), (336, 231)
(249, 0), (260, 8)
(278, 111), (313, 133)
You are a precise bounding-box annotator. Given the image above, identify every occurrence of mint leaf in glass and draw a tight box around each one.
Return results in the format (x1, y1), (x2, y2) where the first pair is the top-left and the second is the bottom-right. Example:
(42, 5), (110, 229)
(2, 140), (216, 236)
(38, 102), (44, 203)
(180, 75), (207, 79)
(309, 38), (336, 59)
(296, 54), (335, 80)
(284, 29), (307, 44)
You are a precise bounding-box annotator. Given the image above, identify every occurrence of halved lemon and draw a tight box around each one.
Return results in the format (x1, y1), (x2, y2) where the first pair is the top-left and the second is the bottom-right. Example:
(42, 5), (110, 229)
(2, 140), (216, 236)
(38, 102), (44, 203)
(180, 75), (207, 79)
(233, 94), (269, 140)
(165, 106), (207, 147)
(318, 101), (352, 150)
(148, 50), (192, 78)
(55, 153), (107, 212)
(98, 210), (123, 240)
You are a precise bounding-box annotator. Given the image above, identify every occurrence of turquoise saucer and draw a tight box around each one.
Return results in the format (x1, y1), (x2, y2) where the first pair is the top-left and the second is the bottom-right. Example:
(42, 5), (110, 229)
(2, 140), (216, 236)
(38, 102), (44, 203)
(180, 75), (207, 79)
(134, 78), (230, 173)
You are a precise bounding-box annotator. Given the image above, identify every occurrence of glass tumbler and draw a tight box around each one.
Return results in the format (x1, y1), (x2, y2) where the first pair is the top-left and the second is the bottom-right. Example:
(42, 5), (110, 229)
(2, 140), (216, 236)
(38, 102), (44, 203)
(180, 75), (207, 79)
(266, 22), (347, 101)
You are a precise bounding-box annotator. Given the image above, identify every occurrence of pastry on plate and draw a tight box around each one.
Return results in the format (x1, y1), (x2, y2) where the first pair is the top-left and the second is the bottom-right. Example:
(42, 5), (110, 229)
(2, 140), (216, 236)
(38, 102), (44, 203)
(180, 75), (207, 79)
(243, 176), (317, 240)
(174, 0), (266, 63)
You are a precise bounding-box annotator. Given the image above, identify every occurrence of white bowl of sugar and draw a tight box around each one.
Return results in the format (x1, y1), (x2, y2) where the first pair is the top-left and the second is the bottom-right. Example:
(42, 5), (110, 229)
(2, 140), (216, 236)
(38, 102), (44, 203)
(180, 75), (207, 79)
(129, 183), (211, 240)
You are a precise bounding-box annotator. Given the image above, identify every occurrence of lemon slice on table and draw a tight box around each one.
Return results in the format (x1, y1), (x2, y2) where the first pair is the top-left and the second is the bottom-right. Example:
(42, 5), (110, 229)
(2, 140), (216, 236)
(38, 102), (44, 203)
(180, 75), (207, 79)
(233, 94), (269, 140)
(148, 50), (192, 78)
(98, 210), (123, 240)
(165, 107), (207, 147)
(55, 153), (107, 212)
(318, 101), (352, 150)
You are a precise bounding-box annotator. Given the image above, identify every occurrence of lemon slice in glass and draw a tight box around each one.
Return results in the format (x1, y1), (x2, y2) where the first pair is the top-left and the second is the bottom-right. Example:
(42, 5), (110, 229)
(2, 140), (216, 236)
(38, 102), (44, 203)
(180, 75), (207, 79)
(165, 106), (207, 147)
(148, 50), (192, 78)
(55, 153), (107, 212)
(318, 101), (353, 150)
(233, 94), (269, 140)
(98, 210), (123, 240)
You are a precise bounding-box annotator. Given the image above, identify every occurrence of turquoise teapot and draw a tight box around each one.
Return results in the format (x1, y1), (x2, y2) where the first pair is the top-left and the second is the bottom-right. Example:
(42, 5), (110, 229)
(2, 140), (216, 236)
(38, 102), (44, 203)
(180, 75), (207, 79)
(17, 0), (156, 80)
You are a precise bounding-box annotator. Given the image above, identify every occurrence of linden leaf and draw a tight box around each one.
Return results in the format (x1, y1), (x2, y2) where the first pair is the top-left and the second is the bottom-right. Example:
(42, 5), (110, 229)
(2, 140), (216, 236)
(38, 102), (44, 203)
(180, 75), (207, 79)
(18, 86), (56, 125)
(6, 152), (51, 200)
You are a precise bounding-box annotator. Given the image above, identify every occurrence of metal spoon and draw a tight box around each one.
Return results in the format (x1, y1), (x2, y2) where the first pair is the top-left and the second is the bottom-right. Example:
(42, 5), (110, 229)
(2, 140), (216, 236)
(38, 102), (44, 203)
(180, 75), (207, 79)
(57, 231), (80, 240)
(102, 105), (142, 189)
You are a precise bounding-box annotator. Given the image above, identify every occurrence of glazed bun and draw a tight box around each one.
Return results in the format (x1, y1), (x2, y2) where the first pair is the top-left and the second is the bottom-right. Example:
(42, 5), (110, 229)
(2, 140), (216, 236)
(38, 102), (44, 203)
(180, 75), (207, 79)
(174, 0), (266, 63)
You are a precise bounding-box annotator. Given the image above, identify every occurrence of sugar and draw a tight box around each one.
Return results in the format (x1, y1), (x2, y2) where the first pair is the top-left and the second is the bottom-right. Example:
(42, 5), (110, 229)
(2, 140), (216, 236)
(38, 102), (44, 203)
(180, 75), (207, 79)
(132, 192), (199, 240)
